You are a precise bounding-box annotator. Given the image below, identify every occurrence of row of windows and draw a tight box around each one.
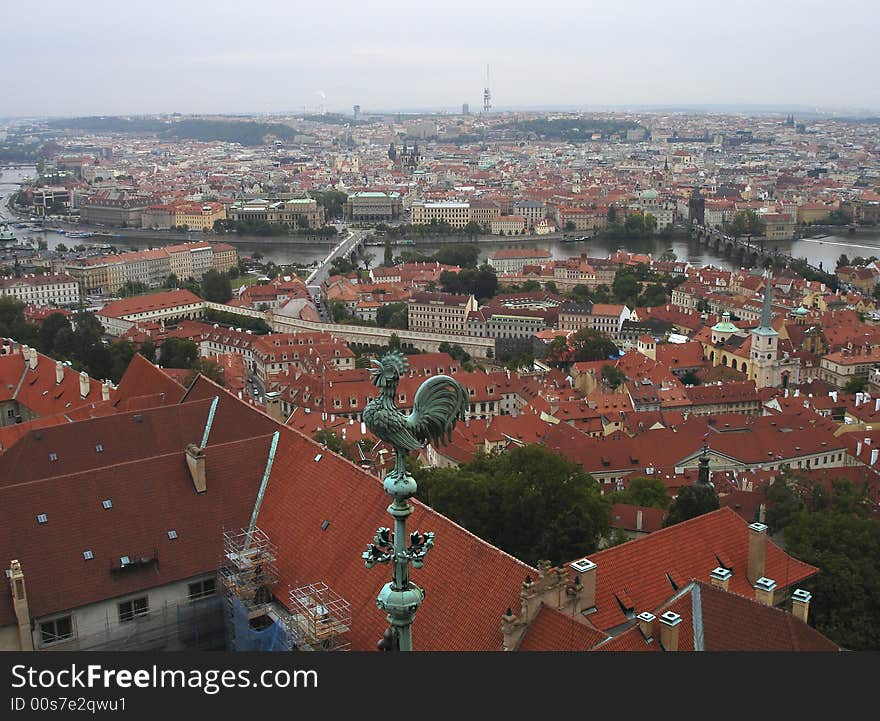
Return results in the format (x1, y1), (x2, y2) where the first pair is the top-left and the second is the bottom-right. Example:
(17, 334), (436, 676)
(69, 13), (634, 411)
(37, 579), (217, 647)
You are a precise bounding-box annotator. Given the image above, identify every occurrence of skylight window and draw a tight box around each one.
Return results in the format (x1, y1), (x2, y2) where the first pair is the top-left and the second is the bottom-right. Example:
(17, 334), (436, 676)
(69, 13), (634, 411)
(83, 550), (94, 560)
(48, 452), (58, 462)
(167, 530), (178, 540)
(102, 499), (113, 510)
(120, 556), (130, 566)
(95, 444), (104, 453)
(36, 514), (48, 524)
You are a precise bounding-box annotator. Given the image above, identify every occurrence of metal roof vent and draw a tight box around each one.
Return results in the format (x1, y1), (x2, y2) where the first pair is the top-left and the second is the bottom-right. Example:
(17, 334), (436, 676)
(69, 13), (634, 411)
(95, 443), (104, 453)
(36, 513), (48, 524)
(314, 453), (322, 462)
(167, 530), (178, 540)
(120, 556), (130, 566)
(570, 557), (596, 573)
(102, 499), (113, 509)
(83, 550), (94, 560)
(321, 520), (331, 531)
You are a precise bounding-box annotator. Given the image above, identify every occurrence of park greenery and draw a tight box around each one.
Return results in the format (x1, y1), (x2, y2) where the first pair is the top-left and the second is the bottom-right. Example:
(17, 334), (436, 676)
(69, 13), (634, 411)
(662, 483), (720, 526)
(496, 117), (644, 142)
(764, 474), (879, 651)
(414, 444), (611, 566)
(608, 476), (671, 510)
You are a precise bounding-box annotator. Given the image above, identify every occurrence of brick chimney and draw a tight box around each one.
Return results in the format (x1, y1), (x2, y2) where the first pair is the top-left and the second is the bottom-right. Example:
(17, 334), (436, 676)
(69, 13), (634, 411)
(637, 611), (655, 641)
(659, 610), (681, 651)
(28, 346), (37, 370)
(101, 382), (111, 401)
(501, 560), (590, 651)
(710, 566), (732, 591)
(185, 443), (207, 493)
(79, 371), (90, 398)
(754, 576), (777, 606)
(747, 522), (768, 585)
(791, 588), (812, 623)
(636, 509), (643, 532)
(264, 391), (284, 422)
(55, 360), (64, 385)
(9, 560), (34, 651)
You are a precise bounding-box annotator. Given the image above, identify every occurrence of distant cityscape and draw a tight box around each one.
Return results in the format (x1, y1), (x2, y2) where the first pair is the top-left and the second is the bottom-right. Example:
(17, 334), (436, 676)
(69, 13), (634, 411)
(0, 101), (878, 655)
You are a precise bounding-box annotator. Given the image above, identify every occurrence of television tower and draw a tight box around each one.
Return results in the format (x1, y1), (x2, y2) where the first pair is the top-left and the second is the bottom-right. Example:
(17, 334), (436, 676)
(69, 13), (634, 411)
(483, 64), (492, 113)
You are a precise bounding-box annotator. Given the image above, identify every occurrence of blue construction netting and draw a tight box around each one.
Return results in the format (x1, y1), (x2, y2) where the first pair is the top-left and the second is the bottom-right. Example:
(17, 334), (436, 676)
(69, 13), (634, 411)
(229, 596), (290, 651)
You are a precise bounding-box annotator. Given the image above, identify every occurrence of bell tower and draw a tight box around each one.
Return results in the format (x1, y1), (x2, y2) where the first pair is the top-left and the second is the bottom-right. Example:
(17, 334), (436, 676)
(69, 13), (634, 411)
(751, 273), (779, 389)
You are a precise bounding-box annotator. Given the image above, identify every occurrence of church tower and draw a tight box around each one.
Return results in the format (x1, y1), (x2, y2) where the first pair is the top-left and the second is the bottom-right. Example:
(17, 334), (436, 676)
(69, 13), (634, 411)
(751, 273), (779, 389)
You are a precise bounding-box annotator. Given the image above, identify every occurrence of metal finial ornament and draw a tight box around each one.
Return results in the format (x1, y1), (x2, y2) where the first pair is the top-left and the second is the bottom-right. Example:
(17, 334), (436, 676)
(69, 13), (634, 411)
(361, 351), (468, 651)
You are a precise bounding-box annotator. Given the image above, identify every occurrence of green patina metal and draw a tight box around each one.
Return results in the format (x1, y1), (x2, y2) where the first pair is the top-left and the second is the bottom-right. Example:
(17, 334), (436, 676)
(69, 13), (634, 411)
(361, 351), (468, 651)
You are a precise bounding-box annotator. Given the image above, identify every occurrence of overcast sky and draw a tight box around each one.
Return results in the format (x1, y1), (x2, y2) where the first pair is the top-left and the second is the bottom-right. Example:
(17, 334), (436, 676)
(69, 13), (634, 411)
(4, 0), (878, 117)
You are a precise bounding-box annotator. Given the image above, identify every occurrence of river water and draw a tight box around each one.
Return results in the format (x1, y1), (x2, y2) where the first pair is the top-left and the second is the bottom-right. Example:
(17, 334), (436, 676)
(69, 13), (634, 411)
(3, 165), (878, 271)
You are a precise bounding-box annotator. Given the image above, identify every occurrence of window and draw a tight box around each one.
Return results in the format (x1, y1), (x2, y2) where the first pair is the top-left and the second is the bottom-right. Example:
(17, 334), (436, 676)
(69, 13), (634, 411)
(36, 513), (48, 524)
(39, 616), (73, 646)
(118, 596), (149, 623)
(102, 499), (113, 510)
(188, 578), (217, 601)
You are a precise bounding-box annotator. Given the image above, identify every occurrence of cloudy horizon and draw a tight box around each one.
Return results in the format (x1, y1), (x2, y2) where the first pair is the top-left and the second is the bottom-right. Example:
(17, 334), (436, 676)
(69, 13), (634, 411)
(4, 0), (879, 117)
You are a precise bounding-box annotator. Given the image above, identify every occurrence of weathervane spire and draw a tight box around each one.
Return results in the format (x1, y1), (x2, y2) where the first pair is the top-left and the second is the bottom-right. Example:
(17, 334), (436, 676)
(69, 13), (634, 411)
(361, 352), (468, 651)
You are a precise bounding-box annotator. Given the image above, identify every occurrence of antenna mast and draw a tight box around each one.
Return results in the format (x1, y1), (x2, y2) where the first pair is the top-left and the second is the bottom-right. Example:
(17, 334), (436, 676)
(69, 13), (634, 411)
(483, 64), (492, 113)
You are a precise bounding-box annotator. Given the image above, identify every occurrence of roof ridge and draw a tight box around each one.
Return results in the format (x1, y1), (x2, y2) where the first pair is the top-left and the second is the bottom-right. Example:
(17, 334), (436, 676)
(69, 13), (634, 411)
(0, 433), (278, 491)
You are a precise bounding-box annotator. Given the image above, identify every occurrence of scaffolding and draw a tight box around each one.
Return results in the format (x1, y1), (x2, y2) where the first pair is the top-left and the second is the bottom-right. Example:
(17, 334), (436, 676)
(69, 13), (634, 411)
(288, 582), (351, 651)
(220, 527), (295, 651)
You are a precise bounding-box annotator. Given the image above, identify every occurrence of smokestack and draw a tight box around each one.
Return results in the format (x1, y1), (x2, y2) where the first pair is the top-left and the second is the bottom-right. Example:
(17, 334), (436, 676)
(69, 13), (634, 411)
(637, 611), (655, 641)
(55, 360), (64, 385)
(636, 509), (643, 532)
(710, 566), (732, 591)
(747, 522), (768, 585)
(28, 347), (37, 371)
(101, 382), (111, 402)
(659, 610), (682, 651)
(79, 371), (90, 398)
(791, 588), (812, 624)
(264, 391), (284, 422)
(754, 576), (777, 606)
(185, 443), (207, 493)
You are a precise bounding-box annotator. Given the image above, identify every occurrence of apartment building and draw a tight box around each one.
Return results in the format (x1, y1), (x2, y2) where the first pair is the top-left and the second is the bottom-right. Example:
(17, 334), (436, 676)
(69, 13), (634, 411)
(0, 274), (80, 308)
(488, 248), (553, 274)
(410, 202), (471, 228)
(819, 344), (880, 388)
(407, 291), (479, 335)
(489, 216), (527, 235)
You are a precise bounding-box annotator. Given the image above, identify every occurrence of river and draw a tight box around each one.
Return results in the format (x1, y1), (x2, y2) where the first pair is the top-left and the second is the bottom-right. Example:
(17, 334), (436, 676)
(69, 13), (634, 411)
(2, 165), (878, 271)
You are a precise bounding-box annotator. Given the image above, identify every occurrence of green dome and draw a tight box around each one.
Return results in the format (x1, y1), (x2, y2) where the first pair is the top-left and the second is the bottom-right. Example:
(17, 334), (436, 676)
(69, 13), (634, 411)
(711, 312), (738, 334)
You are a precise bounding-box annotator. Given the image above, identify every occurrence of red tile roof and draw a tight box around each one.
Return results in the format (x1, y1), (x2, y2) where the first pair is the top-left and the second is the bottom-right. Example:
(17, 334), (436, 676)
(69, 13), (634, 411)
(516, 604), (608, 651)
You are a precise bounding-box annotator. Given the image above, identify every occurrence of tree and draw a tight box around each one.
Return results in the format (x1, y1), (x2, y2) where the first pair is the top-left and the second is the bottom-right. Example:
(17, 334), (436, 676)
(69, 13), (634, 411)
(607, 206), (617, 223)
(119, 281), (149, 297)
(55, 243), (68, 252)
(663, 484), (719, 527)
(611, 476), (671, 510)
(836, 254), (850, 268)
(164, 273), (179, 289)
(37, 312), (73, 356)
(612, 270), (640, 304)
(644, 212), (657, 233)
(377, 302), (408, 329)
(414, 445), (611, 565)
(139, 338), (156, 363)
(328, 300), (352, 323)
(564, 221), (576, 232)
(570, 328), (619, 362)
(187, 357), (225, 386)
(638, 283), (668, 307)
(387, 333), (401, 352)
(844, 376), (868, 394)
(314, 429), (354, 460)
(659, 249), (677, 262)
(433, 244), (480, 268)
(679, 370), (701, 386)
(158, 337), (199, 369)
(472, 264), (498, 301)
(545, 281), (559, 295)
(201, 269), (233, 303)
(108, 340), (137, 383)
(383, 239), (394, 267)
(601, 364), (626, 389)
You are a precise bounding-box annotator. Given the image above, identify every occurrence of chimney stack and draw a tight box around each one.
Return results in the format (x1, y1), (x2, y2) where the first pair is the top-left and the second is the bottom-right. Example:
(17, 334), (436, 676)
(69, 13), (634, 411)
(636, 509), (643, 532)
(747, 522), (768, 585)
(9, 560), (34, 651)
(185, 443), (207, 493)
(637, 611), (655, 641)
(79, 371), (90, 398)
(791, 588), (812, 624)
(710, 566), (732, 592)
(101, 381), (111, 402)
(55, 360), (64, 385)
(754, 576), (777, 606)
(658, 610), (682, 651)
(872, 449), (879, 466)
(28, 347), (37, 370)
(569, 558), (597, 610)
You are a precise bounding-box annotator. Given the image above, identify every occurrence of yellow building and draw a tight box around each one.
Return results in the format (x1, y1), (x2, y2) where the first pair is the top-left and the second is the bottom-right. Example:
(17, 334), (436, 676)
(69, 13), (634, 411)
(172, 202), (226, 231)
